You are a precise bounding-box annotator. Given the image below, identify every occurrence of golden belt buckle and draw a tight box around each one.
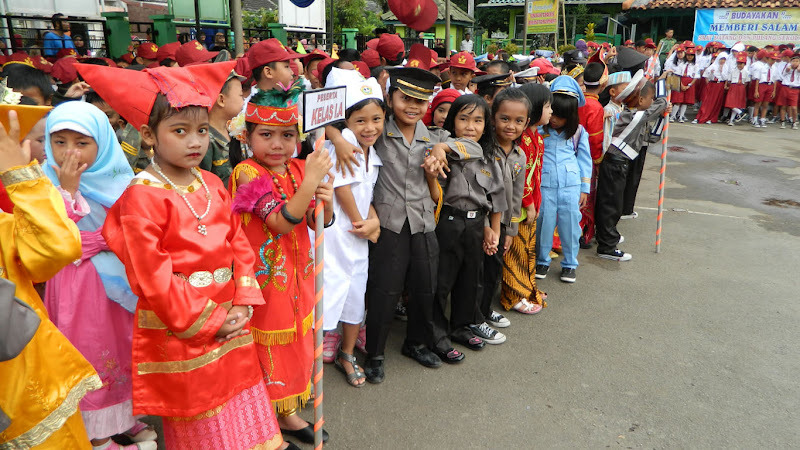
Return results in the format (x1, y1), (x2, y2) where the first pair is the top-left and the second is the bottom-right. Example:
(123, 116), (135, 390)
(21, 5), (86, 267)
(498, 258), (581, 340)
(176, 266), (233, 288)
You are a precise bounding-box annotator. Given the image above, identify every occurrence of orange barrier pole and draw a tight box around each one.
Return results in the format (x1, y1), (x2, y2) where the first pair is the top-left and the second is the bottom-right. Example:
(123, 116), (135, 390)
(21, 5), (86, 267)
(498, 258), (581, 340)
(312, 134), (326, 449)
(655, 91), (672, 253)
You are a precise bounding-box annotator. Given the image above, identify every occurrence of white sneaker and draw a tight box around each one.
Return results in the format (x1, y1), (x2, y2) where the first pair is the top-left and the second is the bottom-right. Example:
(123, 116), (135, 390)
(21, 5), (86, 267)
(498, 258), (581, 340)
(469, 322), (506, 344)
(793, 122), (798, 130)
(487, 310), (511, 328)
(679, 116), (687, 123)
(618, 235), (625, 244)
(598, 250), (633, 262)
(691, 119), (698, 124)
(728, 121), (734, 126)
(620, 212), (638, 220)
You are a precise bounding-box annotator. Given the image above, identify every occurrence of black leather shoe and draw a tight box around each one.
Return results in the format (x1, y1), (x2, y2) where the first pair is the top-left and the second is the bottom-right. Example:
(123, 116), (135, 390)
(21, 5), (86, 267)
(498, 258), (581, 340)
(451, 328), (485, 350)
(280, 424), (329, 444)
(435, 347), (465, 364)
(364, 355), (385, 384)
(284, 442), (302, 450)
(401, 342), (442, 368)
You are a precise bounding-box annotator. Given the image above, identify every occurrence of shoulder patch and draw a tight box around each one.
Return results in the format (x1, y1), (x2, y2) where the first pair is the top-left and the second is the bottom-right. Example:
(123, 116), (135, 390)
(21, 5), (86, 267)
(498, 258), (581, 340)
(422, 136), (430, 142)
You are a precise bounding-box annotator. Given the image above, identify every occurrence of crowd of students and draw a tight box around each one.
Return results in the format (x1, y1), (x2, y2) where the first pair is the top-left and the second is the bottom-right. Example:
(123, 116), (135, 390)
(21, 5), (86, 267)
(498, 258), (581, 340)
(0, 31), (790, 449)
(650, 40), (800, 129)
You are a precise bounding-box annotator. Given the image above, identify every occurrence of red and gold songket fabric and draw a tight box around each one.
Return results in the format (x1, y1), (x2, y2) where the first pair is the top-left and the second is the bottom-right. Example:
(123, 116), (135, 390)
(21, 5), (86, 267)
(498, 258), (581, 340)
(102, 169), (281, 449)
(230, 159), (315, 414)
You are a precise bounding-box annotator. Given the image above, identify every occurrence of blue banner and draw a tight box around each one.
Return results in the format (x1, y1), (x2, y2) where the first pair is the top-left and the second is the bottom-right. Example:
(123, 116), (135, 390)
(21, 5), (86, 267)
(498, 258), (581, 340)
(694, 8), (800, 47)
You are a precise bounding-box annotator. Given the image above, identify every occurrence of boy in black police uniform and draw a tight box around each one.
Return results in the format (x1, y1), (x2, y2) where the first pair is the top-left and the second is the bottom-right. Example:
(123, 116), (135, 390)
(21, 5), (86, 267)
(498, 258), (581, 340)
(333, 66), (484, 382)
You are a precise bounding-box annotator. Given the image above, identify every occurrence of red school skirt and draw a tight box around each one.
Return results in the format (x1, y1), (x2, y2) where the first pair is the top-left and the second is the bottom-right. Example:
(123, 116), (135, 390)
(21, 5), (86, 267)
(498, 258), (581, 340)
(724, 83), (747, 109)
(755, 82), (776, 103)
(696, 81), (726, 123)
(695, 78), (706, 102)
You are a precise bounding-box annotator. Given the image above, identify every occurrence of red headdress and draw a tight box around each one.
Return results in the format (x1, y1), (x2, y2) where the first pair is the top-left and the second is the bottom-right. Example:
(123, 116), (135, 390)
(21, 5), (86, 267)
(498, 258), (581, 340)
(75, 61), (237, 130)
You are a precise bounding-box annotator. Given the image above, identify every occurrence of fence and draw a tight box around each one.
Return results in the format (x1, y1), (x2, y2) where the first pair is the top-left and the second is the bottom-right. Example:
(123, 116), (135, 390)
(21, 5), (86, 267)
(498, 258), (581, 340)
(0, 14), (109, 58)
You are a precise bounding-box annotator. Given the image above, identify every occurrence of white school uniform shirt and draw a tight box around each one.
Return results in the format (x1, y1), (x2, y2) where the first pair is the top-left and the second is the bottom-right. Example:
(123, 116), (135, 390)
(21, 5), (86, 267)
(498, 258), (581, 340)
(782, 67), (800, 87)
(768, 63), (783, 83)
(750, 61), (766, 82)
(725, 66), (750, 84)
(704, 64), (727, 82)
(664, 57), (680, 74)
(678, 61), (699, 78)
(321, 128), (382, 330)
(696, 53), (713, 72)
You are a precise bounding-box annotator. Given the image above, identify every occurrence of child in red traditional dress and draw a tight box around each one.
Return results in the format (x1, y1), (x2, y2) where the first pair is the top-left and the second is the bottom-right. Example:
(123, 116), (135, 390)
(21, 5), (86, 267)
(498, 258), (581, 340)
(724, 53), (750, 126)
(77, 62), (285, 450)
(228, 82), (334, 445)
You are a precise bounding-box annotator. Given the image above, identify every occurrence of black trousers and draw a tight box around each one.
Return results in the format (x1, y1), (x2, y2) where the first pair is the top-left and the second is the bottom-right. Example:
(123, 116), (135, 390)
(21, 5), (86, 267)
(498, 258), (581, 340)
(431, 207), (485, 352)
(622, 146), (648, 215)
(365, 220), (438, 357)
(595, 154), (630, 254)
(476, 224), (507, 324)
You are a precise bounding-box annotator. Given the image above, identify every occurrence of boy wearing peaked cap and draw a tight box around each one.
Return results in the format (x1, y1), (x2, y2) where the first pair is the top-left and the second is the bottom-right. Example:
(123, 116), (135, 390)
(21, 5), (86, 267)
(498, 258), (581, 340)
(377, 34), (406, 66)
(247, 38), (295, 92)
(473, 73), (511, 106)
(155, 41), (181, 67)
(594, 70), (669, 261)
(136, 42), (159, 67)
(175, 40), (219, 66)
(449, 51), (480, 94)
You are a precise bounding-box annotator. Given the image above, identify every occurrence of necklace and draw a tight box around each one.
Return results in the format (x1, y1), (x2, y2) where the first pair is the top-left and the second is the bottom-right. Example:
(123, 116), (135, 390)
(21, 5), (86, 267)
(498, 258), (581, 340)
(256, 160), (299, 200)
(151, 160), (212, 235)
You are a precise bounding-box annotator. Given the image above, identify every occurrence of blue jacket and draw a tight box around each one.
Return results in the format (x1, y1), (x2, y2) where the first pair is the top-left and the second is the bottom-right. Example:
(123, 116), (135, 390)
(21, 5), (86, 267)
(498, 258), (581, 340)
(538, 125), (592, 194)
(43, 31), (75, 56)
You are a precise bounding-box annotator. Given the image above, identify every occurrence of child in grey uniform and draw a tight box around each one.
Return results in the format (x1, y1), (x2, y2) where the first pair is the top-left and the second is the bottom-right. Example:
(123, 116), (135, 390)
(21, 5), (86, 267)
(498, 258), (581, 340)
(430, 94), (507, 362)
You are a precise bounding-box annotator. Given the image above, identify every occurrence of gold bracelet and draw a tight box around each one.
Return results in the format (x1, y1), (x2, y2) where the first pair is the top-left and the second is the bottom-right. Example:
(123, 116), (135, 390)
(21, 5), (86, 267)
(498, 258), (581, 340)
(0, 162), (45, 186)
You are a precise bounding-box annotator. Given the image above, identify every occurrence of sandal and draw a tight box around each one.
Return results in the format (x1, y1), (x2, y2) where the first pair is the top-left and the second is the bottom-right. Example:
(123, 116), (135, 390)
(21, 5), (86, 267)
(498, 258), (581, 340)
(334, 350), (366, 388)
(512, 299), (542, 315)
(323, 332), (341, 364)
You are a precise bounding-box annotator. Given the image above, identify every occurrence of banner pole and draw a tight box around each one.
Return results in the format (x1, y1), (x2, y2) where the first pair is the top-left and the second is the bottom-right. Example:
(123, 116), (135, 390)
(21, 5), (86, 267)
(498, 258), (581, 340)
(655, 92), (671, 254)
(312, 134), (326, 449)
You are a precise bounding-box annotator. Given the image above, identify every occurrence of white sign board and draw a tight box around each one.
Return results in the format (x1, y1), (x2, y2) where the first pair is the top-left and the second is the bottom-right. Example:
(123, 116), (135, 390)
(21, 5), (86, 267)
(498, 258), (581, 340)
(279, 0), (326, 33)
(3, 0), (101, 18)
(303, 87), (346, 133)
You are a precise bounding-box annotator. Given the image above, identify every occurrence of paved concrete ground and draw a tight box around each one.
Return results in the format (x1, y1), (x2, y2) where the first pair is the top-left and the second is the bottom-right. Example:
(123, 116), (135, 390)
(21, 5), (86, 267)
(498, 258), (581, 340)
(147, 120), (800, 449)
(313, 121), (800, 449)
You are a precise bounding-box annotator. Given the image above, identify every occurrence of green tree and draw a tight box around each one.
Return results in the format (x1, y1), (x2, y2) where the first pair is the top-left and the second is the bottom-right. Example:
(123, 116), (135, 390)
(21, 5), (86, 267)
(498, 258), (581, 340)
(475, 2), (508, 35)
(242, 8), (278, 31)
(328, 0), (385, 34)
